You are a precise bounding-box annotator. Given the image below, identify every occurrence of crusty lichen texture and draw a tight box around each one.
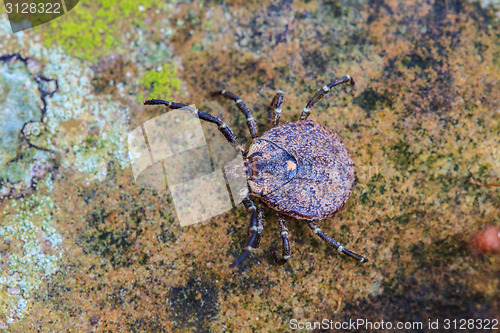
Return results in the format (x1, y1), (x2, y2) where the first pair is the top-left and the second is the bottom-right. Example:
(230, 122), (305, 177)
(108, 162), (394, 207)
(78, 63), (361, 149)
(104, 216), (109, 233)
(42, 0), (175, 62)
(0, 188), (62, 327)
(0, 0), (498, 331)
(0, 58), (54, 198)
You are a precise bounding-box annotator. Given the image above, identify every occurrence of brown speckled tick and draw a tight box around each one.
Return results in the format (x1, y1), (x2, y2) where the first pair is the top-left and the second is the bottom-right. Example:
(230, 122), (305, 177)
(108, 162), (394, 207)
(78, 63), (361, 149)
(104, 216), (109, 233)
(144, 75), (368, 267)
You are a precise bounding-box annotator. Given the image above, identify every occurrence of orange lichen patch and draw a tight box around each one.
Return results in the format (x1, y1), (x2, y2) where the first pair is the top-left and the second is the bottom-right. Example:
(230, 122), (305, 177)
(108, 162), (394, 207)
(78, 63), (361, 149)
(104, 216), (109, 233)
(366, 0), (499, 115)
(152, 0), (498, 329)
(292, 0), (320, 13)
(59, 118), (83, 136)
(10, 168), (173, 331)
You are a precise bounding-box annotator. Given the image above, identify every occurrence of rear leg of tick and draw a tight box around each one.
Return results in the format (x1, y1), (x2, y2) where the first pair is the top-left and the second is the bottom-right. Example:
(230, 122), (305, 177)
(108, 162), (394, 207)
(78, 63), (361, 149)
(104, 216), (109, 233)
(144, 99), (247, 155)
(211, 90), (258, 139)
(306, 220), (368, 263)
(300, 75), (355, 120)
(267, 90), (285, 127)
(230, 197), (261, 267)
(273, 214), (291, 265)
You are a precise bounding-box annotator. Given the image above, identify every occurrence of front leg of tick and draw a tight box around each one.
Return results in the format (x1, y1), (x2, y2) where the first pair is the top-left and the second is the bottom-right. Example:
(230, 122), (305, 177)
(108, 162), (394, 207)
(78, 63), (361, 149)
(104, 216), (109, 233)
(267, 90), (285, 127)
(144, 99), (247, 155)
(306, 221), (368, 263)
(211, 90), (258, 139)
(300, 75), (355, 120)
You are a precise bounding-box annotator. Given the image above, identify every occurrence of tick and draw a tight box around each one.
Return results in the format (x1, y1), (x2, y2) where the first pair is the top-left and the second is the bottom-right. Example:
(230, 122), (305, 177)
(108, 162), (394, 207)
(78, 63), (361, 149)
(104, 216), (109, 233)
(144, 75), (368, 266)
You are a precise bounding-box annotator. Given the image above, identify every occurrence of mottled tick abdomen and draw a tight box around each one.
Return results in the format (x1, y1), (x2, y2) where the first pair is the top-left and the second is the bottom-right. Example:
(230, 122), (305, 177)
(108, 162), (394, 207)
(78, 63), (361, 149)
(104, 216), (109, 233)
(247, 120), (354, 220)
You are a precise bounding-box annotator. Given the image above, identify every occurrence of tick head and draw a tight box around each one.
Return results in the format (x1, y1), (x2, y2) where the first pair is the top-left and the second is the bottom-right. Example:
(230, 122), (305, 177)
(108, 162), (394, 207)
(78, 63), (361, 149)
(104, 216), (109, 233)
(246, 139), (298, 196)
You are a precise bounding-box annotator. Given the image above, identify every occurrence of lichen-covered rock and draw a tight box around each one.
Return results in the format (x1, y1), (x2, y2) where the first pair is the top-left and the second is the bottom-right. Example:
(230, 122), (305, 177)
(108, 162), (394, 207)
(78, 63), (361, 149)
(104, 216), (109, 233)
(0, 56), (56, 198)
(0, 0), (498, 331)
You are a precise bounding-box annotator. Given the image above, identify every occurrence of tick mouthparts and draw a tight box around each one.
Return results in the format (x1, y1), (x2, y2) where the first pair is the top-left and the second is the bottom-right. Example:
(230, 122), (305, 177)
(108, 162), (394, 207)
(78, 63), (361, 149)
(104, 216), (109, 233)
(349, 76), (355, 87)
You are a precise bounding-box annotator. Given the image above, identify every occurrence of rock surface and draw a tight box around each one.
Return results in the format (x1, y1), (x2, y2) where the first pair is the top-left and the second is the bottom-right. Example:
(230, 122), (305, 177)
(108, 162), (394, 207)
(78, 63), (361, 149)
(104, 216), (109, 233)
(0, 0), (498, 331)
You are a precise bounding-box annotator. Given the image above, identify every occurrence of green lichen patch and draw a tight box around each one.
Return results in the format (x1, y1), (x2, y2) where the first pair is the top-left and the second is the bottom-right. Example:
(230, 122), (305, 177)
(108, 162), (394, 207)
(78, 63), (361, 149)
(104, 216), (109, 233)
(0, 56), (56, 198)
(0, 179), (62, 327)
(41, 0), (174, 62)
(37, 50), (130, 182)
(138, 64), (182, 103)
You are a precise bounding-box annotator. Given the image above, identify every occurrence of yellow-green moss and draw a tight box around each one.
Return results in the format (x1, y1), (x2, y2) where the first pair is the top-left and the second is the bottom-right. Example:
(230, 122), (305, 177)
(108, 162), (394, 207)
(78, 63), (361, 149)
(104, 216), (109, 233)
(41, 0), (166, 62)
(138, 64), (182, 103)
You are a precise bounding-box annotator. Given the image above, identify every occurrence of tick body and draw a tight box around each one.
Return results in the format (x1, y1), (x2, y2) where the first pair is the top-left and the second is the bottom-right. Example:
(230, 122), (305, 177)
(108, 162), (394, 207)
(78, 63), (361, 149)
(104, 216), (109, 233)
(144, 75), (368, 266)
(248, 120), (354, 220)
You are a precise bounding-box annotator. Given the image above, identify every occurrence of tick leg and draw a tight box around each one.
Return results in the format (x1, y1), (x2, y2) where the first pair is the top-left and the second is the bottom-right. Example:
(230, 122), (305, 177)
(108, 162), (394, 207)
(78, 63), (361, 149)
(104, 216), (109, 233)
(254, 200), (266, 249)
(300, 75), (355, 120)
(273, 214), (291, 265)
(230, 198), (259, 267)
(306, 220), (368, 263)
(267, 90), (284, 127)
(210, 90), (258, 139)
(144, 99), (247, 156)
